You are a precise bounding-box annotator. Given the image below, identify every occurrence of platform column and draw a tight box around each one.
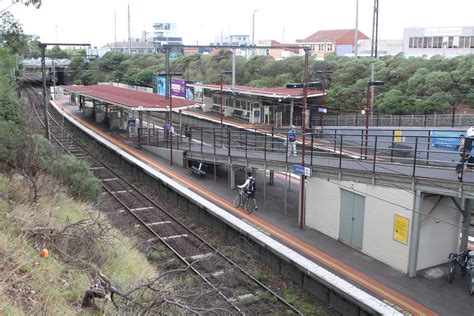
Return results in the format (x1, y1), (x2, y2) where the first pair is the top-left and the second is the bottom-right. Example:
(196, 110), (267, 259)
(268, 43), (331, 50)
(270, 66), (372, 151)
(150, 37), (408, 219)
(269, 170), (274, 185)
(460, 198), (473, 251)
(290, 99), (294, 126)
(408, 191), (424, 278)
(138, 111), (143, 148)
(229, 166), (236, 190)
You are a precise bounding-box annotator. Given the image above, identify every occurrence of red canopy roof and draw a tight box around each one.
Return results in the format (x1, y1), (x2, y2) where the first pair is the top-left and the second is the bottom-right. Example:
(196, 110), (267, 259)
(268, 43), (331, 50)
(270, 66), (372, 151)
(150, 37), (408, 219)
(62, 84), (201, 111)
(188, 84), (323, 99)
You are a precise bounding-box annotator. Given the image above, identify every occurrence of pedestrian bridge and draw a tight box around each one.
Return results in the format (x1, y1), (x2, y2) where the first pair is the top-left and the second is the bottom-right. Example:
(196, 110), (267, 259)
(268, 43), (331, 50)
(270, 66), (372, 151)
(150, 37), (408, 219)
(137, 125), (474, 199)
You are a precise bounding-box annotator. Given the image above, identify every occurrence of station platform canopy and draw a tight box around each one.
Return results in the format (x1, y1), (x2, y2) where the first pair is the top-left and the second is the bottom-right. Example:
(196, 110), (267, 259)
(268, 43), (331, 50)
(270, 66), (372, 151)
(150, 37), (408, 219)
(188, 83), (324, 99)
(62, 84), (203, 112)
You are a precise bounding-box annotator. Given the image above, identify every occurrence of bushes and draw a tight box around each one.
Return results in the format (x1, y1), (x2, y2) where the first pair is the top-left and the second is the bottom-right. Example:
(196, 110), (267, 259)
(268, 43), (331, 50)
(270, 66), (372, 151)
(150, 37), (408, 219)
(49, 155), (101, 203)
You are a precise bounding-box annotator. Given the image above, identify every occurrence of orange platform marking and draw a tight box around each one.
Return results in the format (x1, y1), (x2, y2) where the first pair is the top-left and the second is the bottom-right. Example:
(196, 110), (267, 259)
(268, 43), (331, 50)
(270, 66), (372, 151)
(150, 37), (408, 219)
(59, 103), (437, 316)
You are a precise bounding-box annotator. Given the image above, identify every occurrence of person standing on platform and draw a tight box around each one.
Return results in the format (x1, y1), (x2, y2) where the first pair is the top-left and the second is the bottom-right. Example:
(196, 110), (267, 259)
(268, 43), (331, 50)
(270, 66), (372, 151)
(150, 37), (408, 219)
(458, 128), (474, 180)
(287, 125), (297, 156)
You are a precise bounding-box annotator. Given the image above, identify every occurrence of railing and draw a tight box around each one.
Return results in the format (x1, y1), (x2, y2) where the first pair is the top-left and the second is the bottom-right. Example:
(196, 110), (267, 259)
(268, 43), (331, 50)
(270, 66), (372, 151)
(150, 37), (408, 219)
(138, 126), (472, 184)
(316, 113), (474, 128)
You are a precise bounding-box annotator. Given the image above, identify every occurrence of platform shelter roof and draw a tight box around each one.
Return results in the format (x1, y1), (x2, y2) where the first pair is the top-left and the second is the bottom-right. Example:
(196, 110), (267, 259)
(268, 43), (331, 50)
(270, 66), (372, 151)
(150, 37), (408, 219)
(188, 83), (324, 99)
(62, 84), (202, 111)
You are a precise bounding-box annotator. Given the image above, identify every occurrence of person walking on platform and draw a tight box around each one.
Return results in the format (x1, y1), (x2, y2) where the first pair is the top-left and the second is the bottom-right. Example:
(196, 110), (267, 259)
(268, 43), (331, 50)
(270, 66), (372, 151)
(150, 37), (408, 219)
(184, 124), (192, 144)
(287, 125), (297, 156)
(238, 171), (258, 211)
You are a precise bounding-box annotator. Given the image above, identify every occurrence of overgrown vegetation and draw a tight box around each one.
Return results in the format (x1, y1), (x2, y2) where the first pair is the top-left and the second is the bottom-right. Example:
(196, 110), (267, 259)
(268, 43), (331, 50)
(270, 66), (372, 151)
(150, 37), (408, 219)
(76, 50), (473, 115)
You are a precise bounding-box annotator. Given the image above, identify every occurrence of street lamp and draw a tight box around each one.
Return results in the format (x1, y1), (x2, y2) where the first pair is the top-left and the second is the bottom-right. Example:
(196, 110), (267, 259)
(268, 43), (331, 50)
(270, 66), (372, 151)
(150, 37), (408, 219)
(364, 80), (384, 157)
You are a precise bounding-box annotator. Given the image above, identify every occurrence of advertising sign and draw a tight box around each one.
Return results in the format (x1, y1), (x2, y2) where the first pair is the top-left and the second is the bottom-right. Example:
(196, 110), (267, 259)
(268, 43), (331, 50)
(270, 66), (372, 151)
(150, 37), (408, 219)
(431, 131), (463, 151)
(171, 79), (186, 98)
(393, 214), (409, 244)
(157, 76), (166, 96)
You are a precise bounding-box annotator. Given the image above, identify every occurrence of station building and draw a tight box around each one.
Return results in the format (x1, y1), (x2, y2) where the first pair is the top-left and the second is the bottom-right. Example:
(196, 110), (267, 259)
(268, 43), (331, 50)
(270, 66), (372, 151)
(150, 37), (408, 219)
(187, 83), (325, 127)
(403, 26), (474, 57)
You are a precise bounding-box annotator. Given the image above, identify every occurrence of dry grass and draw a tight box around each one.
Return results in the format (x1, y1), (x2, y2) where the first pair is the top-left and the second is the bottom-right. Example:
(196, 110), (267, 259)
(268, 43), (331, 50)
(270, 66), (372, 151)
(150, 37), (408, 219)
(0, 174), (156, 315)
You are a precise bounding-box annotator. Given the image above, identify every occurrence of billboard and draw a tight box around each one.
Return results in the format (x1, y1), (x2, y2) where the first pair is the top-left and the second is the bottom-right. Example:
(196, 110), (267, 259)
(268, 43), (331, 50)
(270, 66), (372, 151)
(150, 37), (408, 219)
(431, 131), (463, 151)
(171, 79), (186, 98)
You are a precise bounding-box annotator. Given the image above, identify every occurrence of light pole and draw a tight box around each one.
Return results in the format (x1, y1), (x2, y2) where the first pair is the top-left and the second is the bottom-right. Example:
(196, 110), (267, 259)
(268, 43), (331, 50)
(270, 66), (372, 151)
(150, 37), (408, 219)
(252, 10), (257, 46)
(219, 71), (232, 146)
(299, 47), (310, 229)
(364, 80), (384, 158)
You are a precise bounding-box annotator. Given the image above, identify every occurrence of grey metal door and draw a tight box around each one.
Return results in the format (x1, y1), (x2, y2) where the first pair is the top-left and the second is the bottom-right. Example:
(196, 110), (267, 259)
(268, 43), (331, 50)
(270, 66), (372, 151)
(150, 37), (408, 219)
(339, 189), (365, 248)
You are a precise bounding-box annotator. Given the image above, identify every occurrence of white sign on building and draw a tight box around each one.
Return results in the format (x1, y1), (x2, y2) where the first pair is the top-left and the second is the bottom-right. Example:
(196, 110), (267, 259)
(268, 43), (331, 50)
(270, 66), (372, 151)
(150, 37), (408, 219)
(424, 27), (462, 37)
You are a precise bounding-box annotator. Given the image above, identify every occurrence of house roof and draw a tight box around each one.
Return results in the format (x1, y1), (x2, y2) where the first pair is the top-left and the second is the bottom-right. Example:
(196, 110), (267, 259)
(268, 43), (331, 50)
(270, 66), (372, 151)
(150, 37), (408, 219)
(297, 29), (369, 45)
(62, 84), (202, 111)
(188, 83), (324, 99)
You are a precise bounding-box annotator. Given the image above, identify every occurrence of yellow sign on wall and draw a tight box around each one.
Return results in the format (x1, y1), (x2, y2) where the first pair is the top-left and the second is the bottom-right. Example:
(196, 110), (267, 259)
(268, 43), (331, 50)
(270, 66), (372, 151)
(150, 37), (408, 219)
(394, 130), (403, 143)
(393, 214), (409, 244)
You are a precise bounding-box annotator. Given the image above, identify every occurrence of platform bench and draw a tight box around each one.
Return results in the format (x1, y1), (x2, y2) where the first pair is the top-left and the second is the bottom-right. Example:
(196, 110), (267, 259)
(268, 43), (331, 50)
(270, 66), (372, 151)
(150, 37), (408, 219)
(191, 163), (206, 176)
(211, 105), (221, 113)
(389, 142), (412, 157)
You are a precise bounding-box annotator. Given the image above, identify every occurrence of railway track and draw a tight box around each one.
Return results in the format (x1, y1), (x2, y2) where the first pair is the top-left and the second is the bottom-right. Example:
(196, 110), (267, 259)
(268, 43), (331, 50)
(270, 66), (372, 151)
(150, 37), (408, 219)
(22, 84), (302, 314)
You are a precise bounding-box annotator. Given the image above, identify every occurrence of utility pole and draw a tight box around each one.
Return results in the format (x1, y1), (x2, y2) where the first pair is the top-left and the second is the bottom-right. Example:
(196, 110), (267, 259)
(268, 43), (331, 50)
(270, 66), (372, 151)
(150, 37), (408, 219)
(127, 3), (131, 54)
(114, 11), (117, 50)
(38, 42), (91, 141)
(370, 0), (380, 58)
(40, 44), (50, 140)
(354, 0), (359, 57)
(300, 47), (310, 229)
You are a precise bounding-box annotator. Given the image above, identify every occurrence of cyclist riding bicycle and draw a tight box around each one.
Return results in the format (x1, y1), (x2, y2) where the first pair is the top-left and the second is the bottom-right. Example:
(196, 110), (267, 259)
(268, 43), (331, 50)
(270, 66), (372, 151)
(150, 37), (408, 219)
(238, 171), (258, 211)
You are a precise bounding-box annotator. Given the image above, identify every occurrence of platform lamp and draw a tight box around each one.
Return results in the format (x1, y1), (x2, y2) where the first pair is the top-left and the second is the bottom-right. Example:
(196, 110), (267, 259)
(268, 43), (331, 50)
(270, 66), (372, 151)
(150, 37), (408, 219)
(159, 72), (182, 166)
(220, 71), (232, 146)
(364, 80), (384, 158)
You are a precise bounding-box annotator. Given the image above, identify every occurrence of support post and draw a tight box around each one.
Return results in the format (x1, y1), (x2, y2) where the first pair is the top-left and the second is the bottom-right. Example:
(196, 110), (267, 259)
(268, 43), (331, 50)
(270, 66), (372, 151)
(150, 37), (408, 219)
(408, 191), (424, 278)
(40, 44), (50, 140)
(269, 170), (274, 185)
(460, 198), (473, 251)
(229, 166), (236, 190)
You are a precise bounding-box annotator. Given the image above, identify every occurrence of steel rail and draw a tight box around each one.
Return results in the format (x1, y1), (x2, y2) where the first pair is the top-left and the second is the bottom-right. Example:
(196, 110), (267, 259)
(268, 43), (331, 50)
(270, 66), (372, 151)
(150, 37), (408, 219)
(24, 86), (302, 315)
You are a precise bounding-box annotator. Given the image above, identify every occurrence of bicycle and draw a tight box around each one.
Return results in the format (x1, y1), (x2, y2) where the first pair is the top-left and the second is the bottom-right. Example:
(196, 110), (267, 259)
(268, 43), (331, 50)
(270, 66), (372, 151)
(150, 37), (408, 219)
(447, 249), (474, 294)
(232, 188), (254, 213)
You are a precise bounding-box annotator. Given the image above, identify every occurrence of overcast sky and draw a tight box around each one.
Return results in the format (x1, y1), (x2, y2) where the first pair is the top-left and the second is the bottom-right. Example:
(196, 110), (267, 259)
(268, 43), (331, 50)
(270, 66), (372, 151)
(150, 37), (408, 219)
(5, 0), (474, 47)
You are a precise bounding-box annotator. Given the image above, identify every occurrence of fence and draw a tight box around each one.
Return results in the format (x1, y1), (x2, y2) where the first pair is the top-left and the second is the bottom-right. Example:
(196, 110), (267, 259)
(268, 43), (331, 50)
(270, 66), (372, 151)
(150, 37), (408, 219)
(318, 113), (474, 128)
(137, 125), (472, 184)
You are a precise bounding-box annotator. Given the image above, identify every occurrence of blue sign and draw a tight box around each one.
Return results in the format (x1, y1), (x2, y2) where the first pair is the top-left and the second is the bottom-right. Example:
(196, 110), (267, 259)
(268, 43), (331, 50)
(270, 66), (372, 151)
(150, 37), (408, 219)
(317, 107), (327, 113)
(431, 131), (463, 151)
(293, 165), (311, 176)
(156, 76), (167, 96)
(128, 118), (136, 128)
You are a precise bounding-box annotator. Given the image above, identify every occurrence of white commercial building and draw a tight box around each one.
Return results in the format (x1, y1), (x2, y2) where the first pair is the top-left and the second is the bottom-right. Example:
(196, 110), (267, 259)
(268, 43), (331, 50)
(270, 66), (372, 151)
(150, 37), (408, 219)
(403, 26), (474, 57)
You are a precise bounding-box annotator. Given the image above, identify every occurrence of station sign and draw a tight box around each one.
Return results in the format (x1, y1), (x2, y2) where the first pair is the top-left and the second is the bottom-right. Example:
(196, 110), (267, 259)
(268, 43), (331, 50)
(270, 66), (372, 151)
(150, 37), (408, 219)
(293, 165), (311, 177)
(317, 107), (327, 113)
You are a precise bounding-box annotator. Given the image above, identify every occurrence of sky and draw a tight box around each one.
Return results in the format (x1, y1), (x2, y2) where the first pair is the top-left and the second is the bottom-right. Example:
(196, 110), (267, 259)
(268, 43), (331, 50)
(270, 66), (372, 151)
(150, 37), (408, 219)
(4, 0), (474, 48)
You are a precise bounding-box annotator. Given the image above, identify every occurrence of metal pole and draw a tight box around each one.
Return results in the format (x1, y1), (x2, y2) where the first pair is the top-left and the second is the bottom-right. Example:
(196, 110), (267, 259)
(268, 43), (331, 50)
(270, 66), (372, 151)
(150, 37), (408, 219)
(40, 44), (50, 141)
(169, 74), (173, 165)
(408, 191), (424, 278)
(252, 10), (256, 45)
(354, 0), (359, 57)
(300, 48), (309, 229)
(127, 3), (131, 54)
(232, 48), (236, 93)
(460, 199), (473, 251)
(365, 84), (371, 158)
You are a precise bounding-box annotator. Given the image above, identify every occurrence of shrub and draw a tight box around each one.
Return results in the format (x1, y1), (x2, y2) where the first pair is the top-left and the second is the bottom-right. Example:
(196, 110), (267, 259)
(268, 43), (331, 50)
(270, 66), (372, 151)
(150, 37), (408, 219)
(49, 155), (101, 202)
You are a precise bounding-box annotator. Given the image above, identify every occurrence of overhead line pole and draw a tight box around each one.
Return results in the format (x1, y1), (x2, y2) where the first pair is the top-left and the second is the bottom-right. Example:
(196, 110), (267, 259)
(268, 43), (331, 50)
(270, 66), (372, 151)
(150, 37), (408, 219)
(300, 47), (310, 230)
(39, 42), (90, 141)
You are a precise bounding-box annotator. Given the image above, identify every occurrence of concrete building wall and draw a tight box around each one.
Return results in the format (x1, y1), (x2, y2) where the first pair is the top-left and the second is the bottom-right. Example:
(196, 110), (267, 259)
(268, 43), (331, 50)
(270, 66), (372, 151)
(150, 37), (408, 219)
(417, 196), (462, 270)
(306, 177), (414, 272)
